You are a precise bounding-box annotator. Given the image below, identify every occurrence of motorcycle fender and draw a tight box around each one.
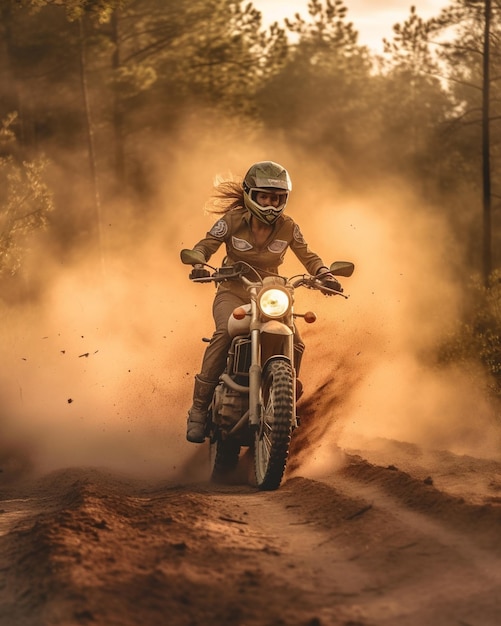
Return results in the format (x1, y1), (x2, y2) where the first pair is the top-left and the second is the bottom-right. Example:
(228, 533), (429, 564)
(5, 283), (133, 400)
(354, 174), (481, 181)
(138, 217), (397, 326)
(260, 320), (292, 336)
(261, 327), (294, 366)
(262, 354), (292, 371)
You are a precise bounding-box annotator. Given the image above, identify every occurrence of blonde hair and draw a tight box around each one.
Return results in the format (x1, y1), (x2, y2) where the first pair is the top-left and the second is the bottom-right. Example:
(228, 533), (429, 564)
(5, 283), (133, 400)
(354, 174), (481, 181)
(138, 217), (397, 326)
(205, 176), (244, 214)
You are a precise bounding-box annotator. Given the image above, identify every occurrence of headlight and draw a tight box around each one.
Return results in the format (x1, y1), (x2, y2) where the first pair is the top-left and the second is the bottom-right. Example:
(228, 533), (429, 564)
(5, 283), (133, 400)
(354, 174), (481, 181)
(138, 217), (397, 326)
(258, 287), (291, 318)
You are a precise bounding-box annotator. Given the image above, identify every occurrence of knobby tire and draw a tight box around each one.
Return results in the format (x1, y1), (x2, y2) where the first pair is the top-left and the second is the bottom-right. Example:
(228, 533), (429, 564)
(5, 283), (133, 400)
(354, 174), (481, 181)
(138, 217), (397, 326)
(254, 358), (294, 491)
(210, 437), (241, 483)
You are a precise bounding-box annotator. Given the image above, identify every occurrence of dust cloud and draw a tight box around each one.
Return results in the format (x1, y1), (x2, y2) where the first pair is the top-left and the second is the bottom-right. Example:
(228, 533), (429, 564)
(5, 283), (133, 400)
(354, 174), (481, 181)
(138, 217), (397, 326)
(0, 121), (500, 482)
(290, 179), (501, 477)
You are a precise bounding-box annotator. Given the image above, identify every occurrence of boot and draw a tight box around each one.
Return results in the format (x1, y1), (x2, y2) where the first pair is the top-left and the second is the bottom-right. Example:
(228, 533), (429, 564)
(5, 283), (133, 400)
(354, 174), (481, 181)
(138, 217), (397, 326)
(186, 375), (218, 443)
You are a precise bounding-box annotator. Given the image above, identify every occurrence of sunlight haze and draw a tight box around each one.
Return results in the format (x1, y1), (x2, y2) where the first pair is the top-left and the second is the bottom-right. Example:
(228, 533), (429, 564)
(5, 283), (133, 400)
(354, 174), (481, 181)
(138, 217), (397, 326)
(253, 0), (450, 52)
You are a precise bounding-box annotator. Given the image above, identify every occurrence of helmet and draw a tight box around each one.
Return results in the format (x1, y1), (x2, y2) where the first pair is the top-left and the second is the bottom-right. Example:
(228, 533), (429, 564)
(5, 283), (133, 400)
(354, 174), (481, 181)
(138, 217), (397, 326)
(243, 161), (292, 225)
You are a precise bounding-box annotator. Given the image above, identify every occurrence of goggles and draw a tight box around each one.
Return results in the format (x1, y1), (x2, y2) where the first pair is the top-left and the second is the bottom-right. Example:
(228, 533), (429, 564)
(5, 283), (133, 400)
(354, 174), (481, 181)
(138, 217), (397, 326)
(250, 188), (288, 209)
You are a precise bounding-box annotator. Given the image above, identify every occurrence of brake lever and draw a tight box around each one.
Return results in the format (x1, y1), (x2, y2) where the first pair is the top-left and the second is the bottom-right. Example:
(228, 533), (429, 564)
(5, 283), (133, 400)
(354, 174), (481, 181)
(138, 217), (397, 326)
(319, 284), (349, 299)
(190, 275), (215, 283)
(300, 275), (349, 298)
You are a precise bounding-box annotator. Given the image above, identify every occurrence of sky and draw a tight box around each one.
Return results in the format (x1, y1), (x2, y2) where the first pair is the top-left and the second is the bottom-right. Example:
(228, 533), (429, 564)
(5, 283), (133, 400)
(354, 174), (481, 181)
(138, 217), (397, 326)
(252, 0), (451, 52)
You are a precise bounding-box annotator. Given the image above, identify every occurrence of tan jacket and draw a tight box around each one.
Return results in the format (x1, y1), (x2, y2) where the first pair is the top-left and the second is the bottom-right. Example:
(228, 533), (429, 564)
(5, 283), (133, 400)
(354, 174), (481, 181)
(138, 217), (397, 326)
(193, 207), (326, 279)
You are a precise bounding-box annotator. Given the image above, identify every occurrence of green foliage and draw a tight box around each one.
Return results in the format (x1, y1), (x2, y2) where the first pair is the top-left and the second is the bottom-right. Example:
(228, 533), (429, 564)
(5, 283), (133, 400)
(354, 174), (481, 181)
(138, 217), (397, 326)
(440, 271), (501, 397)
(254, 0), (373, 165)
(383, 6), (439, 75)
(97, 0), (289, 126)
(285, 0), (359, 58)
(377, 8), (453, 181)
(23, 0), (127, 22)
(162, 0), (286, 114)
(0, 115), (54, 278)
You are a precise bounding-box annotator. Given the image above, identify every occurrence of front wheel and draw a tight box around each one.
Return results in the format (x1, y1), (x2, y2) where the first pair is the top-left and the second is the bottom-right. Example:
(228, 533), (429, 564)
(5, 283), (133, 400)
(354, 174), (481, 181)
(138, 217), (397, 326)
(254, 358), (294, 491)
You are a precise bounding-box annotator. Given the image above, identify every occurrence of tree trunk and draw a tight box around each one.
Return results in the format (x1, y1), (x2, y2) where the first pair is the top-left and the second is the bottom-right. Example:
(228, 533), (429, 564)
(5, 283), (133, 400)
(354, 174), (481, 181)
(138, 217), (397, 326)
(482, 0), (492, 286)
(111, 9), (125, 187)
(0, 2), (22, 144)
(78, 17), (105, 276)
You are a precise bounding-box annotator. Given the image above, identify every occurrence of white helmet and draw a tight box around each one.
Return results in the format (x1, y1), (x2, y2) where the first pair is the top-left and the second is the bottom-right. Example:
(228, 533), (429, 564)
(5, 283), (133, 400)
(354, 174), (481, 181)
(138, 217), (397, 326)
(242, 161), (292, 224)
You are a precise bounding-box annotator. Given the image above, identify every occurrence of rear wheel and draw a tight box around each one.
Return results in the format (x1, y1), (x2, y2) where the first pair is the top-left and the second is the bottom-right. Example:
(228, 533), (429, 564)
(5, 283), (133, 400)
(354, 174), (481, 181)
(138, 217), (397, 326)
(254, 358), (294, 491)
(210, 436), (241, 483)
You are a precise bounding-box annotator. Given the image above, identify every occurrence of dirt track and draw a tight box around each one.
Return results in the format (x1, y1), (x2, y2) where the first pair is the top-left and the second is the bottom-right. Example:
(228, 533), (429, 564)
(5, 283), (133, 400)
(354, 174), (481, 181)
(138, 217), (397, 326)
(1, 432), (501, 626)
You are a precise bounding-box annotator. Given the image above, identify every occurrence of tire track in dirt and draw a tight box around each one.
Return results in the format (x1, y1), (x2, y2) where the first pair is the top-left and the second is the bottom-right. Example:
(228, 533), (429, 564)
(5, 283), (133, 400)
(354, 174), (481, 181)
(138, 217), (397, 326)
(1, 452), (501, 626)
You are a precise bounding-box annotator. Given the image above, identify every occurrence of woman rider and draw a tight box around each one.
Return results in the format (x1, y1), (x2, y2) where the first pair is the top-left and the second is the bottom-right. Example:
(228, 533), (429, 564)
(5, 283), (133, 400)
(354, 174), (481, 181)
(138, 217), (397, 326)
(182, 160), (341, 443)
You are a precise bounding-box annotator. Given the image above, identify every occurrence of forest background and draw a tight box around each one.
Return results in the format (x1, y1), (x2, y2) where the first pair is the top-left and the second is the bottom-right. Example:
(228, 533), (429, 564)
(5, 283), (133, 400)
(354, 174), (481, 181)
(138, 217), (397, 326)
(1, 0), (500, 416)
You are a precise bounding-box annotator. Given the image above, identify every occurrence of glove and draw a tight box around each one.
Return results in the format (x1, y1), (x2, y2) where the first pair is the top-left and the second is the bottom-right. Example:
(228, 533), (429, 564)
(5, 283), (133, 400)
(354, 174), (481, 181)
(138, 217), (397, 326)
(320, 274), (343, 295)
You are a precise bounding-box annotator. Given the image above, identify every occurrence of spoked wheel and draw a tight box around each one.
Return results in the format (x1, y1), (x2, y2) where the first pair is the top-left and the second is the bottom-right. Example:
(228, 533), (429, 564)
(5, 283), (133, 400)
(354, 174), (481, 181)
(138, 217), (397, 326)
(254, 358), (294, 491)
(210, 434), (241, 484)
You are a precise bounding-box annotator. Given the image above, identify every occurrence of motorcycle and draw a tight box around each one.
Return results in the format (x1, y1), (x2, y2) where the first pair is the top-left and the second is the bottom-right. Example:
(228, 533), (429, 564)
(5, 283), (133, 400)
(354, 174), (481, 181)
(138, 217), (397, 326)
(181, 249), (355, 490)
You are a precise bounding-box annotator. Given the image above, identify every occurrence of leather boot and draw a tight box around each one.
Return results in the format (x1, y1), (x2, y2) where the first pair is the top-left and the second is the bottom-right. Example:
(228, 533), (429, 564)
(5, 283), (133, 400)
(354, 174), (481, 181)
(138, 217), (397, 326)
(186, 375), (218, 443)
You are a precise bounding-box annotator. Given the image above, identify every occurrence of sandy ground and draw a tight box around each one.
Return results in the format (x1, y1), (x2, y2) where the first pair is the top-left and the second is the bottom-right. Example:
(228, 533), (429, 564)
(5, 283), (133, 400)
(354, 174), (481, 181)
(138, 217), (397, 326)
(1, 407), (501, 626)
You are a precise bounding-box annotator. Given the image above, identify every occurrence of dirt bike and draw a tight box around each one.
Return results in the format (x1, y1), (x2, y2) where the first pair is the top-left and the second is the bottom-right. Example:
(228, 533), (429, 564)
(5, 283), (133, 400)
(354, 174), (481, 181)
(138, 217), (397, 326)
(181, 249), (355, 490)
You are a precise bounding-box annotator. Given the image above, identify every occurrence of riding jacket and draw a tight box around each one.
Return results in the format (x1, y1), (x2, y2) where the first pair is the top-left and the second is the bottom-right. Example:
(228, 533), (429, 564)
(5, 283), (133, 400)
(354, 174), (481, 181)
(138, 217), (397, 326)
(192, 207), (327, 290)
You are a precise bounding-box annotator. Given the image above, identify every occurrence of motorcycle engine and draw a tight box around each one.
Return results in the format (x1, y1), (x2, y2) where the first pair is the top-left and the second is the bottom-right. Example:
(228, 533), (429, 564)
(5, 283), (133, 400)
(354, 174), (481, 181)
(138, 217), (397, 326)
(213, 383), (249, 428)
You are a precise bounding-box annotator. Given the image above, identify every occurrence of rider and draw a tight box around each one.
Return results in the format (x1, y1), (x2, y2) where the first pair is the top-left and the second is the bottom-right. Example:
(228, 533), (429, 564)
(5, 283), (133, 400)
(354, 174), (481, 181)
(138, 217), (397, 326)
(183, 160), (341, 443)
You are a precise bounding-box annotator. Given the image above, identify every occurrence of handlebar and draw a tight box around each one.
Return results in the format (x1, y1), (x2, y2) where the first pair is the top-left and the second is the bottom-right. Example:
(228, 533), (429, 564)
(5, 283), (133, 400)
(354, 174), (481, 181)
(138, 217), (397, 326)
(292, 274), (347, 298)
(190, 264), (247, 283)
(189, 263), (348, 298)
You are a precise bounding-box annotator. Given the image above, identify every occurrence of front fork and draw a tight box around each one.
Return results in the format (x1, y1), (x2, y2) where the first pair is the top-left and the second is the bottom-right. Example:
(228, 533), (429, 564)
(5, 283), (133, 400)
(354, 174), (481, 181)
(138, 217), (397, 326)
(248, 302), (262, 428)
(248, 309), (296, 428)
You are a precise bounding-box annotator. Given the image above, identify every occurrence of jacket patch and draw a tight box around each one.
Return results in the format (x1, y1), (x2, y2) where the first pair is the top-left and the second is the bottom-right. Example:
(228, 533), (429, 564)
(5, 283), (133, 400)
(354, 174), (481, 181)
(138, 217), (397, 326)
(232, 236), (253, 251)
(268, 239), (288, 254)
(210, 219), (228, 238)
(293, 224), (305, 244)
